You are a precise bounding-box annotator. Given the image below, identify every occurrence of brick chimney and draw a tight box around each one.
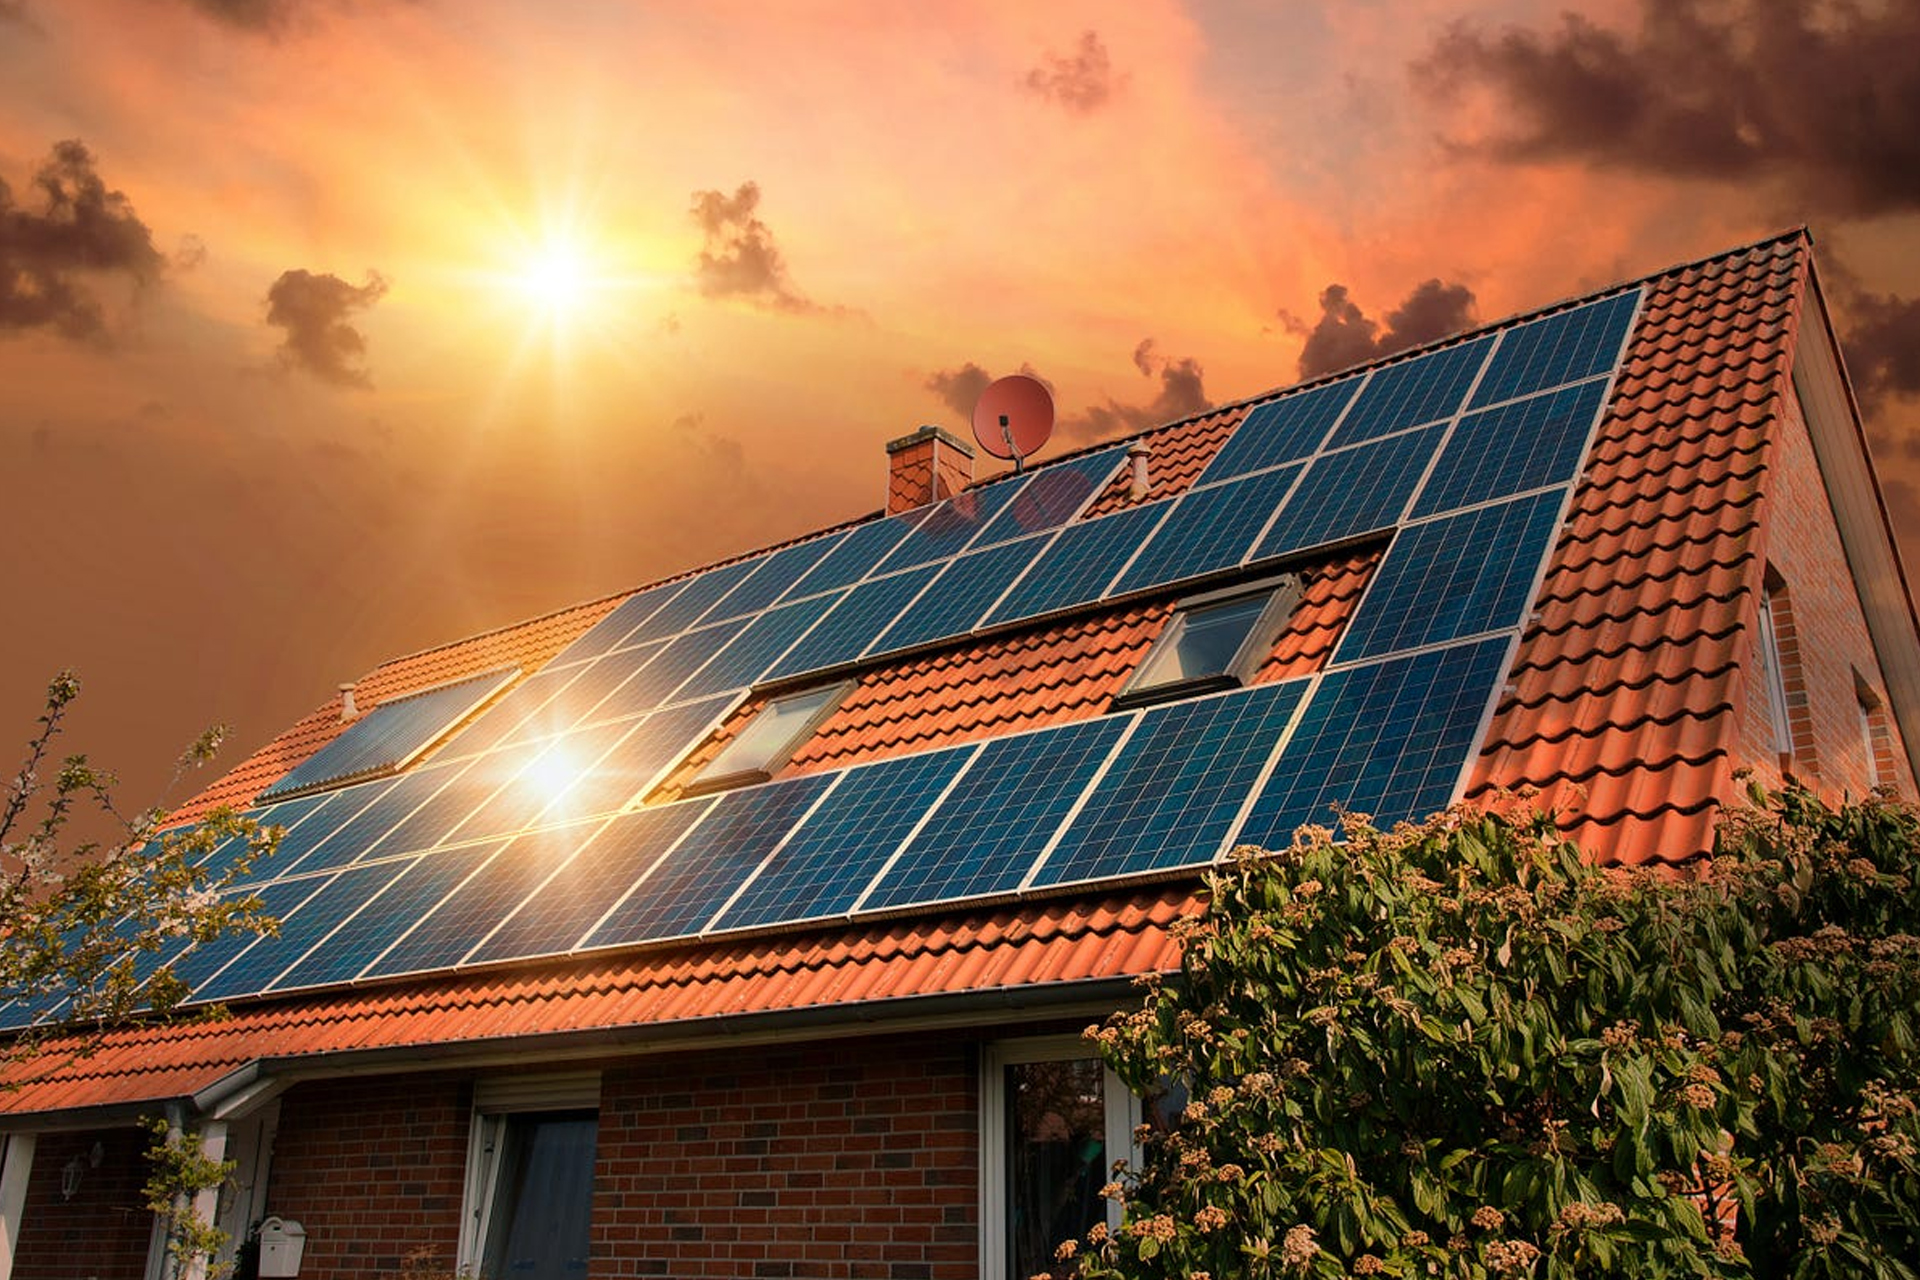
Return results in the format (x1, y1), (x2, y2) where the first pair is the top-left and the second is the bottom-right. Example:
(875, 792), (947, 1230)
(885, 425), (975, 514)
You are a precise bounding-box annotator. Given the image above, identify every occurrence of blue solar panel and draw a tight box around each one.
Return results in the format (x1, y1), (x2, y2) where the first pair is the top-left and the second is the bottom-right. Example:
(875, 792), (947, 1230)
(490, 643), (670, 749)
(269, 841), (511, 992)
(582, 774), (836, 947)
(169, 876), (333, 998)
(671, 594), (838, 703)
(967, 449), (1125, 549)
(866, 533), (1054, 656)
(362, 825), (596, 978)
(1249, 423), (1446, 563)
(361, 744), (543, 858)
(549, 578), (690, 666)
(435, 667), (574, 759)
(1194, 378), (1361, 485)
(465, 804), (712, 964)
(712, 748), (975, 932)
(1412, 379), (1607, 519)
(701, 532), (850, 621)
(784, 509), (929, 599)
(1234, 637), (1510, 848)
(261, 667), (517, 801)
(1337, 491), (1565, 663)
(762, 565), (938, 681)
(871, 477), (1029, 575)
(267, 770), (445, 877)
(979, 502), (1172, 626)
(1109, 464), (1304, 597)
(189, 859), (418, 1003)
(632, 557), (764, 641)
(198, 791), (337, 881)
(1469, 290), (1638, 409)
(537, 694), (737, 821)
(1033, 680), (1309, 888)
(603, 615), (752, 713)
(861, 716), (1130, 912)
(1326, 335), (1494, 450)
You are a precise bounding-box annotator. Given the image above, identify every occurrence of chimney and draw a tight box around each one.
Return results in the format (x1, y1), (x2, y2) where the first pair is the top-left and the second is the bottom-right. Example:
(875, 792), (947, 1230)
(885, 426), (975, 515)
(338, 682), (359, 723)
(1128, 441), (1153, 501)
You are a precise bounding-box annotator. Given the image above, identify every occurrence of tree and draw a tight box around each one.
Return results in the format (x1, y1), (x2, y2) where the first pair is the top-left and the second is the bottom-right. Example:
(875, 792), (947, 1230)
(1071, 787), (1920, 1280)
(2, 671), (281, 1277)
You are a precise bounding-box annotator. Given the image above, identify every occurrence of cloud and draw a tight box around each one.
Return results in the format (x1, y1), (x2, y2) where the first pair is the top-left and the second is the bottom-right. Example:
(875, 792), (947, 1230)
(0, 140), (164, 340)
(1294, 278), (1478, 379)
(1842, 291), (1920, 411)
(265, 268), (389, 387)
(1059, 340), (1212, 444)
(924, 360), (1053, 421)
(1024, 30), (1125, 115)
(1413, 0), (1920, 219)
(689, 182), (819, 314)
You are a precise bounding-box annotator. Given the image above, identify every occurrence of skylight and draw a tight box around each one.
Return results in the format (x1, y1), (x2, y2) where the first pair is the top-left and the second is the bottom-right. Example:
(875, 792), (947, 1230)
(1113, 576), (1301, 710)
(682, 684), (849, 796)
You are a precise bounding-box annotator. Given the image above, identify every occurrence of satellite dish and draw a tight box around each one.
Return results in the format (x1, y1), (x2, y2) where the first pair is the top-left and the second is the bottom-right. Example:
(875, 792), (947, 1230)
(972, 374), (1054, 471)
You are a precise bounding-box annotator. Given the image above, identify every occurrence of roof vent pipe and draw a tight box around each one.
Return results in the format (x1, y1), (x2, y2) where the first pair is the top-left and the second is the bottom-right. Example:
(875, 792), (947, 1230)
(338, 682), (359, 723)
(1127, 442), (1153, 501)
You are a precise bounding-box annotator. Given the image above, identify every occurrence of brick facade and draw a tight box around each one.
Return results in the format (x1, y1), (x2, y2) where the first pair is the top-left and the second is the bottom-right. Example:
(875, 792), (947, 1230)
(885, 426), (975, 515)
(11, 1127), (155, 1280)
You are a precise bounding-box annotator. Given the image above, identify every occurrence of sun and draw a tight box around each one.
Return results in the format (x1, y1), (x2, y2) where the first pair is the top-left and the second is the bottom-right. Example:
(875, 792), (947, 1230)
(514, 241), (595, 318)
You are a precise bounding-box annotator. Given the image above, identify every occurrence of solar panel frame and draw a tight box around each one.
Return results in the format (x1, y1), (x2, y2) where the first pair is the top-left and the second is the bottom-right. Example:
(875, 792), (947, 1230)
(1468, 289), (1641, 410)
(630, 556), (765, 641)
(596, 614), (753, 714)
(262, 767), (451, 878)
(1410, 377), (1609, 520)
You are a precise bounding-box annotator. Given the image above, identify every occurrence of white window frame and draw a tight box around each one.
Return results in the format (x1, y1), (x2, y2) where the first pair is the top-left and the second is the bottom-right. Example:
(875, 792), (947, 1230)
(980, 1036), (1139, 1280)
(682, 682), (852, 797)
(458, 1072), (601, 1276)
(1112, 573), (1303, 711)
(1757, 587), (1794, 759)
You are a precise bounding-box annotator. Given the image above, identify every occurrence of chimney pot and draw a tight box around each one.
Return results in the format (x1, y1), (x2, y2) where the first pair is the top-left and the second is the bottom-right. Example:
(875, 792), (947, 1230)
(1127, 442), (1153, 501)
(885, 425), (975, 514)
(338, 682), (359, 723)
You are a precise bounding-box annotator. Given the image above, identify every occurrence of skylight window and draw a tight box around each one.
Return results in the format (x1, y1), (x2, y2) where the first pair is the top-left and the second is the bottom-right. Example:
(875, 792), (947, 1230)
(1113, 576), (1301, 711)
(683, 683), (849, 796)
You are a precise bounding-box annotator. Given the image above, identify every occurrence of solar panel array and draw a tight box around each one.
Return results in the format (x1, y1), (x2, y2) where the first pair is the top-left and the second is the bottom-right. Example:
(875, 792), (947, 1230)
(0, 289), (1642, 1027)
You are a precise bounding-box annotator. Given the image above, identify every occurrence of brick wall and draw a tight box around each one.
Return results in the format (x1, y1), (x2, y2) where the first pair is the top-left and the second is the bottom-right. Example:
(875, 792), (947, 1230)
(263, 1073), (471, 1278)
(11, 1126), (154, 1280)
(1743, 391), (1918, 797)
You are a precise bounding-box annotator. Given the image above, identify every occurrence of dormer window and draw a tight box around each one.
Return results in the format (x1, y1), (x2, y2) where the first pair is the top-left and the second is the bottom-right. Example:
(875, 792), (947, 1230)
(1113, 575), (1302, 711)
(682, 683), (850, 797)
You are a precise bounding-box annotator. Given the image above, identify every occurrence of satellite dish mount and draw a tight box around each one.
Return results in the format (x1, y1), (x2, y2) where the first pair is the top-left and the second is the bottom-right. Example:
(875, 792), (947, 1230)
(971, 373), (1055, 473)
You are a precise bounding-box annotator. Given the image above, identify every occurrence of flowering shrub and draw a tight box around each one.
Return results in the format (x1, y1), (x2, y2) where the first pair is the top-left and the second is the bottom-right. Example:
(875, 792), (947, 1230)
(1071, 787), (1920, 1279)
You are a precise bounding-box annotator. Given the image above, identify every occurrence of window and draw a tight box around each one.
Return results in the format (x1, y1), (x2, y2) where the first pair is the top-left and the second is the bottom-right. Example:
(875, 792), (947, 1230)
(1756, 586), (1795, 761)
(461, 1074), (599, 1280)
(981, 1038), (1140, 1280)
(1113, 575), (1302, 710)
(682, 683), (849, 796)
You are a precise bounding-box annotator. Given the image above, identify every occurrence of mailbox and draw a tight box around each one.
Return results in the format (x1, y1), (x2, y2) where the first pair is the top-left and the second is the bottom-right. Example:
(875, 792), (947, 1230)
(257, 1217), (307, 1278)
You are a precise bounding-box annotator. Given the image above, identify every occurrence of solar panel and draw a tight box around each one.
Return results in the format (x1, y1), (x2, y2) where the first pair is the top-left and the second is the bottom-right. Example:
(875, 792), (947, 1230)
(581, 773), (837, 948)
(1336, 491), (1565, 663)
(700, 531), (850, 621)
(266, 769), (446, 878)
(1469, 290), (1639, 409)
(979, 502), (1171, 627)
(198, 791), (337, 881)
(601, 615), (752, 713)
(260, 667), (518, 801)
(966, 448), (1125, 549)
(871, 475), (1029, 574)
(169, 875), (334, 998)
(1193, 377), (1360, 486)
(546, 694), (738, 818)
(670, 594), (838, 703)
(1233, 637), (1511, 849)
(1411, 378), (1608, 519)
(860, 715), (1131, 912)
(1032, 680), (1309, 888)
(267, 841), (512, 992)
(433, 666), (576, 759)
(548, 578), (690, 667)
(865, 532), (1055, 657)
(631, 556), (764, 641)
(361, 825), (598, 979)
(464, 804), (710, 965)
(1325, 334), (1494, 450)
(710, 747), (975, 932)
(1248, 423), (1446, 563)
(783, 508), (929, 599)
(1109, 464), (1305, 597)
(360, 743), (543, 858)
(488, 642), (670, 750)
(188, 859), (419, 1003)
(761, 565), (939, 682)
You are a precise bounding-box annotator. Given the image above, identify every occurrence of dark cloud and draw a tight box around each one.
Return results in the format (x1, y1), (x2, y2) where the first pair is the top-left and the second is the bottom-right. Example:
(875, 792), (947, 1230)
(265, 268), (388, 387)
(689, 182), (819, 314)
(1059, 340), (1212, 444)
(0, 140), (163, 340)
(1024, 30), (1125, 115)
(1295, 279), (1478, 379)
(1842, 291), (1920, 411)
(924, 360), (1053, 421)
(177, 0), (297, 33)
(0, 2), (39, 30)
(1414, 0), (1920, 219)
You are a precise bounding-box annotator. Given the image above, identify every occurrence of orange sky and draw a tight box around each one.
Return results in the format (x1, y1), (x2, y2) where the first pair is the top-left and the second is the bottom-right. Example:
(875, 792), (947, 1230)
(4, 0), (1919, 810)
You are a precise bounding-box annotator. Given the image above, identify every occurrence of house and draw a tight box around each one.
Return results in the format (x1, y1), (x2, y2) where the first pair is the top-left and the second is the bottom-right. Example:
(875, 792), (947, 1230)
(0, 229), (1913, 1280)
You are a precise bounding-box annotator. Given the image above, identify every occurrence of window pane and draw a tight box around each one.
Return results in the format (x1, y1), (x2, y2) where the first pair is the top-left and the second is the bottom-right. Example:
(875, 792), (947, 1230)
(483, 1112), (596, 1279)
(1006, 1059), (1106, 1280)
(698, 685), (842, 782)
(1137, 594), (1269, 688)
